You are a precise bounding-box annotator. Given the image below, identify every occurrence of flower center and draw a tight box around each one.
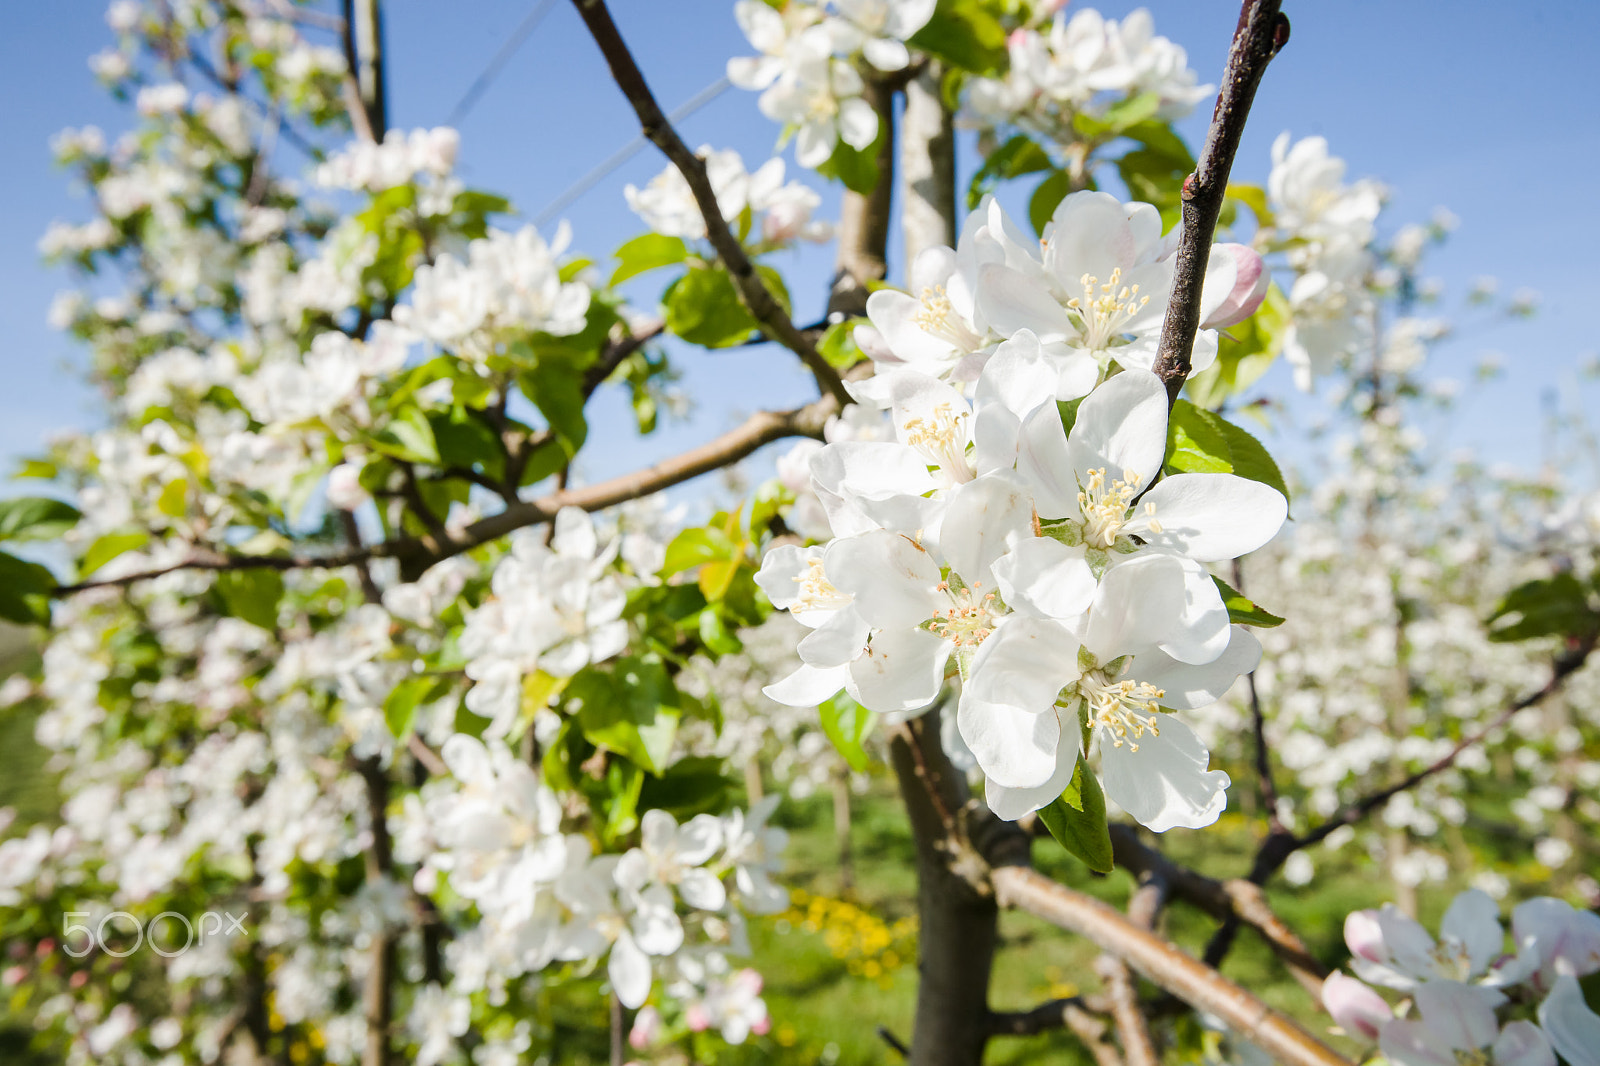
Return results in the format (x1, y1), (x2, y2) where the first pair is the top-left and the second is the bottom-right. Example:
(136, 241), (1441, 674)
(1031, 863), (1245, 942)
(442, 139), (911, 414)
(1065, 267), (1151, 350)
(926, 580), (999, 648)
(1430, 939), (1474, 982)
(901, 402), (974, 483)
(913, 285), (983, 352)
(793, 558), (851, 613)
(1077, 467), (1161, 547)
(1082, 668), (1164, 752)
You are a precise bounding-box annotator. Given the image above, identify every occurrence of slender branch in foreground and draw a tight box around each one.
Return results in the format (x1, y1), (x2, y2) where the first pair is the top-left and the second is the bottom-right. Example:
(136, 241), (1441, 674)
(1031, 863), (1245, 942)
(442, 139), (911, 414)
(568, 0), (851, 407)
(990, 866), (1351, 1066)
(53, 394), (841, 595)
(1151, 0), (1290, 405)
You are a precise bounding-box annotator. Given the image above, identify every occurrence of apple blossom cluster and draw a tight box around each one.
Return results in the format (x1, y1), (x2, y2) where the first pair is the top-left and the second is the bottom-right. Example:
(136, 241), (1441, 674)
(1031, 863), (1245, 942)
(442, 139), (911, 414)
(625, 146), (829, 247)
(1322, 890), (1600, 1066)
(727, 0), (936, 167)
(1258, 132), (1387, 388)
(757, 190), (1286, 830)
(850, 191), (1265, 403)
(964, 6), (1214, 144)
(314, 126), (461, 193)
(398, 734), (787, 1030)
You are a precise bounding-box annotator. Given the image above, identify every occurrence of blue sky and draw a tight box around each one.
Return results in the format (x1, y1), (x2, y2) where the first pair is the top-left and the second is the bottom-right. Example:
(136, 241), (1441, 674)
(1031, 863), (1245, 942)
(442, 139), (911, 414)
(3, 0), (1598, 499)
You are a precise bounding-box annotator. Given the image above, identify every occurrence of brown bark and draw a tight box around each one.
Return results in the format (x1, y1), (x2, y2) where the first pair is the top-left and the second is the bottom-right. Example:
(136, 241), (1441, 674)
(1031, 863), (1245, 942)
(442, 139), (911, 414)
(828, 76), (896, 318)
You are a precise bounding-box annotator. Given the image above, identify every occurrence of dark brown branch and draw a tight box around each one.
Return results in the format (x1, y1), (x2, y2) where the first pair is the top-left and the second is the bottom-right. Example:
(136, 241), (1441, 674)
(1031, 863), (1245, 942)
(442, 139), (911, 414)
(987, 997), (1123, 1066)
(1294, 641), (1592, 852)
(1151, 0), (1289, 405)
(1108, 825), (1327, 999)
(568, 0), (851, 407)
(1201, 640), (1593, 973)
(55, 395), (840, 594)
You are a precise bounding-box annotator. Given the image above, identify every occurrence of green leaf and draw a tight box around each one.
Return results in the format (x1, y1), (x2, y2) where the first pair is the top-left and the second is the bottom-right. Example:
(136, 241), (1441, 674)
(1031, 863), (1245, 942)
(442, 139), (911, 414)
(1118, 146), (1192, 230)
(0, 551), (57, 625)
(1164, 401), (1290, 503)
(80, 530), (150, 577)
(156, 478), (187, 518)
(610, 233), (689, 287)
(1028, 169), (1075, 236)
(1212, 416), (1290, 502)
(1487, 574), (1599, 644)
(1211, 575), (1285, 628)
(384, 675), (432, 739)
(662, 526), (737, 578)
(15, 459), (58, 480)
(817, 317), (866, 369)
(214, 569), (285, 631)
(906, 0), (1008, 75)
(639, 756), (734, 819)
(522, 358), (589, 452)
(697, 607), (743, 656)
(819, 693), (876, 772)
(664, 263), (760, 348)
(968, 134), (1053, 209)
(372, 407), (440, 464)
(0, 497), (81, 541)
(572, 659), (682, 774)
(428, 410), (506, 481)
(1036, 758), (1113, 873)
(1122, 120), (1196, 168)
(1056, 397), (1084, 439)
(1225, 183), (1275, 228)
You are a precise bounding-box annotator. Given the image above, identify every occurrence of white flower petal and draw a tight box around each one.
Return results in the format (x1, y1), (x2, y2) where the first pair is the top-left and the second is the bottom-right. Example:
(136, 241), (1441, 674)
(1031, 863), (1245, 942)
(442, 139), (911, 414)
(992, 538), (1096, 621)
(609, 932), (652, 1009)
(1138, 473), (1287, 562)
(847, 626), (950, 713)
(1066, 368), (1168, 493)
(824, 530), (943, 630)
(1100, 714), (1229, 832)
(763, 663), (849, 707)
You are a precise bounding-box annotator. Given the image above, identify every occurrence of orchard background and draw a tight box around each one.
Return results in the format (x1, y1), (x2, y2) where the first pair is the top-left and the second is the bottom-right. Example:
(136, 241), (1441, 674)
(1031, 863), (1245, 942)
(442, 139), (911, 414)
(1, 3), (1599, 1066)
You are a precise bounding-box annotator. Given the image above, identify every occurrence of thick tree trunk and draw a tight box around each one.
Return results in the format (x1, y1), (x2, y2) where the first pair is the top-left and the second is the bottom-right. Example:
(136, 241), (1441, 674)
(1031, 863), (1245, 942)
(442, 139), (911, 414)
(827, 77), (896, 318)
(900, 63), (956, 267)
(888, 712), (1002, 1066)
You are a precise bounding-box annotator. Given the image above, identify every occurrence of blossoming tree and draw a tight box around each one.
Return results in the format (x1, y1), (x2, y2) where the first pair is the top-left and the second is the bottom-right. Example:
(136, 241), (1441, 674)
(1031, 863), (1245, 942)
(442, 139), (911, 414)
(2, 1), (1597, 1065)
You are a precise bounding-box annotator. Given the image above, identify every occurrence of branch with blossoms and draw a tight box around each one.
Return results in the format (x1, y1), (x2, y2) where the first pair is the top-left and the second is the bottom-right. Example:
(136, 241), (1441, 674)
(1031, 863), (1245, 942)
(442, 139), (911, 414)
(569, 0), (852, 407)
(1198, 636), (1597, 977)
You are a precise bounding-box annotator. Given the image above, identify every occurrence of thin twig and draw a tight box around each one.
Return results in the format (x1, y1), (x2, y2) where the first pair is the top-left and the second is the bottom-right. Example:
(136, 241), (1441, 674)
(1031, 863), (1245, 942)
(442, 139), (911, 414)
(1233, 557), (1285, 834)
(566, 0), (852, 407)
(1151, 0), (1290, 405)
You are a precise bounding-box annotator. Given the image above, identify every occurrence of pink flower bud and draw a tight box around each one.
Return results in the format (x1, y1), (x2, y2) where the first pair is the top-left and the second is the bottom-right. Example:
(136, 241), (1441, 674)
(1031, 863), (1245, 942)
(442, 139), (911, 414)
(1344, 910), (1388, 963)
(628, 1006), (661, 1050)
(685, 1003), (711, 1033)
(1202, 243), (1269, 329)
(1322, 972), (1391, 1041)
(752, 1015), (772, 1036)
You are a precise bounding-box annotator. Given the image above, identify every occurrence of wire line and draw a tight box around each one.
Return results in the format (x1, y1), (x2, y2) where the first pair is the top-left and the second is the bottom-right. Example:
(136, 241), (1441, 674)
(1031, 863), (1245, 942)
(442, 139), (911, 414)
(532, 75), (732, 228)
(445, 0), (560, 127)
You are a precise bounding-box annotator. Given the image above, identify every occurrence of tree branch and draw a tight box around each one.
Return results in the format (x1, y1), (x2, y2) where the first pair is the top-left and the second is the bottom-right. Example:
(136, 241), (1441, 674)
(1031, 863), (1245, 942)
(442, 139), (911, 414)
(55, 394), (840, 594)
(1108, 825), (1328, 999)
(568, 0), (851, 407)
(991, 866), (1351, 1066)
(987, 998), (1123, 1066)
(1151, 0), (1289, 405)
